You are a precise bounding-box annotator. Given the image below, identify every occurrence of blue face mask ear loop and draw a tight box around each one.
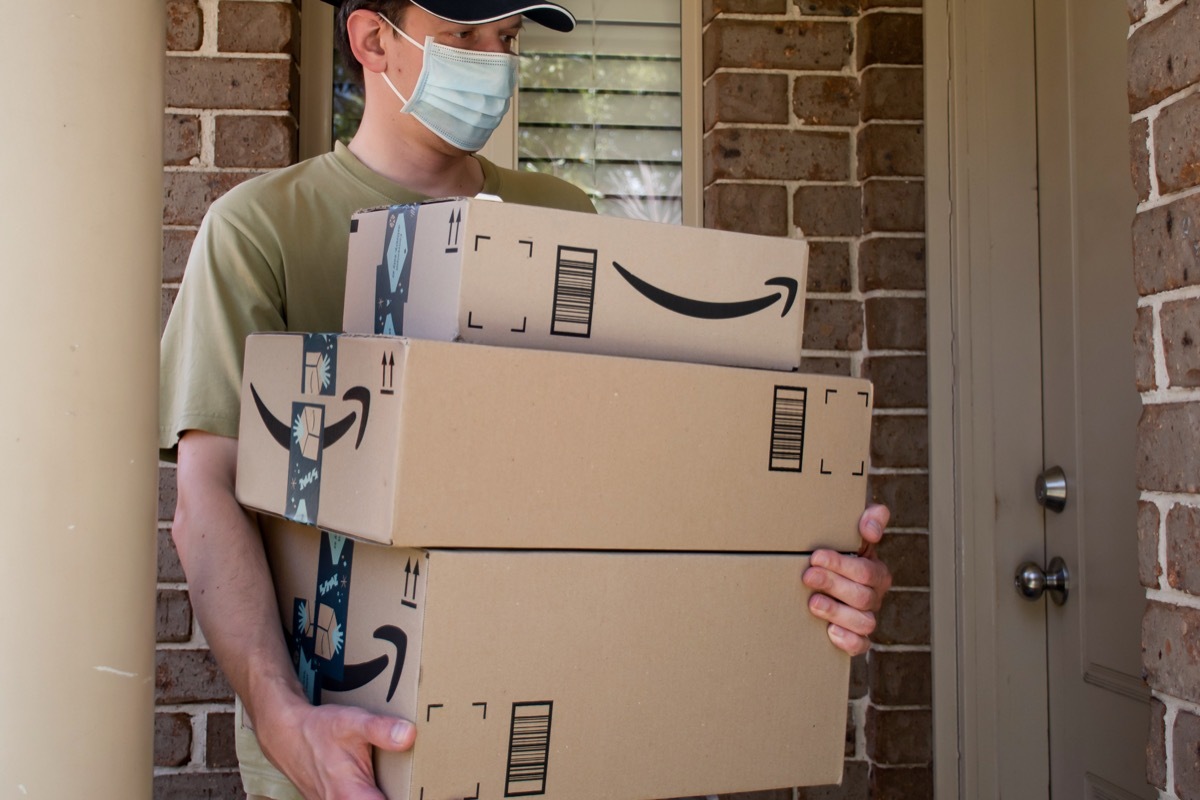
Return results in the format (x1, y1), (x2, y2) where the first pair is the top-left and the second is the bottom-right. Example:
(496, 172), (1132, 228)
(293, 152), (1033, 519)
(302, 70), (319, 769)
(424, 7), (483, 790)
(377, 12), (424, 108)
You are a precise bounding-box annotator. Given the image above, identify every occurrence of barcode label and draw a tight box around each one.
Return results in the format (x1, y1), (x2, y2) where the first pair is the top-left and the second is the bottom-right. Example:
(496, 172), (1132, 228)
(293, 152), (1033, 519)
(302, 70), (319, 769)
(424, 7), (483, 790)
(551, 247), (598, 337)
(769, 386), (808, 472)
(505, 701), (553, 797)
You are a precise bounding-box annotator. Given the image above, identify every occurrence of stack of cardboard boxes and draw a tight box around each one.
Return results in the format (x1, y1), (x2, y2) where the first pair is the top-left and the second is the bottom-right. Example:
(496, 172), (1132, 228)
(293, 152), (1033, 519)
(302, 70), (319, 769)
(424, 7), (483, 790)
(235, 199), (874, 800)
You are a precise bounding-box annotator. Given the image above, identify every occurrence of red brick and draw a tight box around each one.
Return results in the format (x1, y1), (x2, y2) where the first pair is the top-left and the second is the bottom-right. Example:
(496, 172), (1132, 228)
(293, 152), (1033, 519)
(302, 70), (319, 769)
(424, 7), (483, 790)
(795, 184), (862, 237)
(1137, 403), (1200, 493)
(1142, 600), (1200, 701)
(207, 711), (239, 768)
(166, 55), (294, 111)
(704, 183), (790, 236)
(1127, 1), (1200, 113)
(703, 19), (853, 76)
(865, 706), (931, 763)
(804, 298), (864, 349)
(794, 0), (860, 15)
(164, 113), (201, 166)
(850, 652), (868, 699)
(1130, 118), (1152, 203)
(871, 413), (928, 468)
(1149, 696), (1167, 789)
(863, 179), (925, 232)
(163, 171), (259, 226)
(1134, 305), (1157, 392)
(705, 72), (790, 127)
(1166, 504), (1200, 594)
(219, 1), (297, 54)
(858, 123), (924, 178)
(1132, 192), (1200, 295)
(706, 128), (851, 182)
(796, 759), (868, 798)
(866, 297), (926, 350)
(153, 771), (246, 799)
(161, 287), (178, 337)
(808, 241), (853, 293)
(166, 0), (203, 52)
(860, 237), (925, 291)
(157, 589), (193, 643)
(869, 650), (931, 706)
(1155, 92), (1200, 195)
(160, 465), (178, 522)
(156, 649), (234, 704)
(1174, 709), (1200, 798)
(862, 67), (924, 122)
(163, 228), (197, 284)
(1139, 500), (1163, 589)
(870, 765), (934, 799)
(154, 711), (192, 767)
(1161, 299), (1200, 387)
(863, 354), (927, 408)
(215, 114), (297, 168)
(874, 589), (930, 645)
(876, 532), (929, 587)
(799, 355), (853, 375)
(857, 12), (923, 68)
(707, 0), (788, 19)
(158, 528), (186, 584)
(862, 0), (921, 7)
(868, 473), (930, 528)
(792, 75), (861, 126)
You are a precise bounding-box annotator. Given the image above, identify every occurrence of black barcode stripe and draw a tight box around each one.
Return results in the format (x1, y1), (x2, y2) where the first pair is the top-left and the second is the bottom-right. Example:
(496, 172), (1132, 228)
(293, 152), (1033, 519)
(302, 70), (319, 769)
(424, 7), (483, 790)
(770, 387), (807, 472)
(551, 248), (597, 337)
(505, 702), (553, 797)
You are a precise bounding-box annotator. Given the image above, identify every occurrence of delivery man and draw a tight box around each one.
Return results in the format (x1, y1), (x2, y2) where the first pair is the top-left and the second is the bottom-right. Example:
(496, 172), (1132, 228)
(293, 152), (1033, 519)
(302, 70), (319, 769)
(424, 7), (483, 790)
(159, 1), (894, 797)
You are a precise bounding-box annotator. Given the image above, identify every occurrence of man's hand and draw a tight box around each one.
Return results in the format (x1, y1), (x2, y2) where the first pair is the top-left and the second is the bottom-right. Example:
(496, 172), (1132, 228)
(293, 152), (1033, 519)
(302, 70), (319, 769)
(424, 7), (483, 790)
(802, 503), (892, 656)
(255, 692), (416, 800)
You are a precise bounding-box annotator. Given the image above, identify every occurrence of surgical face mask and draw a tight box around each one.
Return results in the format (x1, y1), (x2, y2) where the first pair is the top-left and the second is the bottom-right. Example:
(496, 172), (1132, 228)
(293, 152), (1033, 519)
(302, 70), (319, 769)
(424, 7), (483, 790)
(378, 14), (519, 152)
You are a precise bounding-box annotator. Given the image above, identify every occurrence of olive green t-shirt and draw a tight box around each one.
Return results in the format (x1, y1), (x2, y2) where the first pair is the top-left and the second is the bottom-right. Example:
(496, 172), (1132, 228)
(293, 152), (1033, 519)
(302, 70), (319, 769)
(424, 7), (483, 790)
(158, 142), (594, 798)
(159, 142), (595, 458)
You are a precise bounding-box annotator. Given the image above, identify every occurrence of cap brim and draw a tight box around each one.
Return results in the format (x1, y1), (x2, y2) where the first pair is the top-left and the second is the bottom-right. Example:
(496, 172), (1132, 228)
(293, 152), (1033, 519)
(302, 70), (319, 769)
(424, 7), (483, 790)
(410, 1), (576, 32)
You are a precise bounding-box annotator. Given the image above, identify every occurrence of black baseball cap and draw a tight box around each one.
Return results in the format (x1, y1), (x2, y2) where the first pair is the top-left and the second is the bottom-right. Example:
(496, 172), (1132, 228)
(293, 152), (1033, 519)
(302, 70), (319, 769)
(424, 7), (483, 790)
(324, 0), (577, 32)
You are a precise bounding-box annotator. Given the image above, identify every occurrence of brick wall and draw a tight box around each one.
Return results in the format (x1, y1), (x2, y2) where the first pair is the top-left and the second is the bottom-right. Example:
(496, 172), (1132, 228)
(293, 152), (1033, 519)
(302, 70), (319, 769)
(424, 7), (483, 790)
(702, 2), (929, 797)
(158, 0), (299, 796)
(1128, 0), (1200, 797)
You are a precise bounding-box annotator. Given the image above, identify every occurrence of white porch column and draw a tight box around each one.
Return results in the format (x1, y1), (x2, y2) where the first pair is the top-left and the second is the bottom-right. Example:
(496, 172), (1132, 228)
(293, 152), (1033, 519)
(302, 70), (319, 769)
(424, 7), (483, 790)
(0, 2), (164, 796)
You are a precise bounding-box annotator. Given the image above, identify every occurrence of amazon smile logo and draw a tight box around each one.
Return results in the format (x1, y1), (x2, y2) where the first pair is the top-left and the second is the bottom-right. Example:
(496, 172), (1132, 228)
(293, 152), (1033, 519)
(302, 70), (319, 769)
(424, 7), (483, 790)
(251, 384), (372, 452)
(611, 261), (799, 320)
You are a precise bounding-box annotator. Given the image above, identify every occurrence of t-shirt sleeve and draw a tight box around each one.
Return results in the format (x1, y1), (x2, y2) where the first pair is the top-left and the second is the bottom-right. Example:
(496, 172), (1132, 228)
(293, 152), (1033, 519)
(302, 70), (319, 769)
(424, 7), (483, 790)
(159, 208), (286, 461)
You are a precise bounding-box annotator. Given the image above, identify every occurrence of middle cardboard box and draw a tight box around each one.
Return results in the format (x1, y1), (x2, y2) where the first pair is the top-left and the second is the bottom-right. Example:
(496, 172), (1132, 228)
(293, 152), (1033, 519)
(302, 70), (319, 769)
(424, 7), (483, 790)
(235, 333), (873, 552)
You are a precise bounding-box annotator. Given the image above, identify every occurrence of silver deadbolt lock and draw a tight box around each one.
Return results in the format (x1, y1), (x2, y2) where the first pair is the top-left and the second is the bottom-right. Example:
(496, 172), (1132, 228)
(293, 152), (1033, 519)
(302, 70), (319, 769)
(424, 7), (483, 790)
(1035, 466), (1068, 512)
(1014, 557), (1070, 605)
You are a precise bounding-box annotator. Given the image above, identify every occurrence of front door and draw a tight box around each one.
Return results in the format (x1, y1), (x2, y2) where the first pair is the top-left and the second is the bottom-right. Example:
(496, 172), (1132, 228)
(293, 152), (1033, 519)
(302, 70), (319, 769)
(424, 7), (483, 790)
(935, 0), (1155, 794)
(1033, 0), (1153, 795)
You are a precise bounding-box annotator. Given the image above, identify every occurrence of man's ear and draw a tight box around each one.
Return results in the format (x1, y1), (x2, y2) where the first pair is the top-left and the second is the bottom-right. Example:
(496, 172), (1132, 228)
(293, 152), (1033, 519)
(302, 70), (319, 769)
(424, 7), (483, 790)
(346, 8), (391, 75)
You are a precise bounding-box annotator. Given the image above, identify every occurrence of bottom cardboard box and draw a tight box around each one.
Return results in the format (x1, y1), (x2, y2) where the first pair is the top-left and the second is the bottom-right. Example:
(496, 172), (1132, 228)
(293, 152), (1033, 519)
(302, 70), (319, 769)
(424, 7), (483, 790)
(262, 518), (851, 800)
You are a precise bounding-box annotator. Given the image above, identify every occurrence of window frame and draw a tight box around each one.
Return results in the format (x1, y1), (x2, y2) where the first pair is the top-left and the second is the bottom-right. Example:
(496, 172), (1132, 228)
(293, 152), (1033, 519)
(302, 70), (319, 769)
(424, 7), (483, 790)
(298, 2), (702, 227)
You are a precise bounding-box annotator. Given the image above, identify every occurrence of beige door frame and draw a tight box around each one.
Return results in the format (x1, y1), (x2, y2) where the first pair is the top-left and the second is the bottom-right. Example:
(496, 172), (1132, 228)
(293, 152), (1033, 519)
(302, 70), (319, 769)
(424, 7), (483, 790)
(926, 0), (1055, 796)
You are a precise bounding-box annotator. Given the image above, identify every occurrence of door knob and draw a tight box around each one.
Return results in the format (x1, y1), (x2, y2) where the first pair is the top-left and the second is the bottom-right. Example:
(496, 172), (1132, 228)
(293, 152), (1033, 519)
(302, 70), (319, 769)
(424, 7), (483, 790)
(1035, 466), (1068, 512)
(1014, 556), (1070, 605)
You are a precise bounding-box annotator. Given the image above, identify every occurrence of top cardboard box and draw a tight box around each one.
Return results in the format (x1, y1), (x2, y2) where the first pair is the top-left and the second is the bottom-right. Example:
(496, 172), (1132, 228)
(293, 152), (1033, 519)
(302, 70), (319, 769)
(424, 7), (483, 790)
(342, 199), (808, 370)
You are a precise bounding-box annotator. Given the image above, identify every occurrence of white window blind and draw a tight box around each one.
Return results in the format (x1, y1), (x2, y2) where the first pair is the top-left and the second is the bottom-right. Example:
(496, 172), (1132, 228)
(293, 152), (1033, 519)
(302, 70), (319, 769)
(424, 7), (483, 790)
(517, 1), (684, 223)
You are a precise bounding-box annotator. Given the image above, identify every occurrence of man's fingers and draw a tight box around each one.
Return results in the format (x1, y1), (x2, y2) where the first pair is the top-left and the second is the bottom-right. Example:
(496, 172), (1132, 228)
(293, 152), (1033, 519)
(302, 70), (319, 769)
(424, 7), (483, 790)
(806, 551), (890, 610)
(858, 503), (890, 547)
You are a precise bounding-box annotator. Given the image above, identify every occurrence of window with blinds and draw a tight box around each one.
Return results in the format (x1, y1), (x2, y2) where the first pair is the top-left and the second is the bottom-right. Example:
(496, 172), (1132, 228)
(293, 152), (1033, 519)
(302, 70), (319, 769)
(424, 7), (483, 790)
(517, 1), (684, 223)
(330, 2), (686, 223)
